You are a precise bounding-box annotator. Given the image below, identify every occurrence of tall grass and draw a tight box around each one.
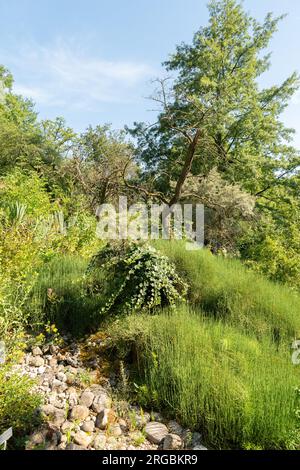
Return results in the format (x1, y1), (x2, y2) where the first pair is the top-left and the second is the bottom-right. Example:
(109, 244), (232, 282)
(29, 255), (102, 336)
(152, 240), (300, 342)
(116, 307), (300, 449)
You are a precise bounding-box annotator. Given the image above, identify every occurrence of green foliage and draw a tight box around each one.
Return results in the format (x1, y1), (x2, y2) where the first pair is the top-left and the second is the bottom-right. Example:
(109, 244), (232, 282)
(0, 169), (53, 218)
(29, 255), (101, 336)
(0, 350), (42, 448)
(129, 0), (300, 259)
(153, 240), (300, 342)
(88, 242), (187, 315)
(123, 306), (300, 449)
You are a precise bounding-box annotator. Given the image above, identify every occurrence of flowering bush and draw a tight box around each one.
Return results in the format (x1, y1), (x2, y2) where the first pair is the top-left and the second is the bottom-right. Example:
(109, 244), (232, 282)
(88, 242), (188, 315)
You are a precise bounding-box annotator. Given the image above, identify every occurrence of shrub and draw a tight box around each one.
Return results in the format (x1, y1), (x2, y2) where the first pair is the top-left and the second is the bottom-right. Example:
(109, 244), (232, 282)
(0, 351), (42, 449)
(87, 242), (187, 315)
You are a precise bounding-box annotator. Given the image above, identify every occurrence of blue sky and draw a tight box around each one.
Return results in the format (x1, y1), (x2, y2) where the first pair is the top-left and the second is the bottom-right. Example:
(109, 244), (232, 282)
(0, 0), (299, 146)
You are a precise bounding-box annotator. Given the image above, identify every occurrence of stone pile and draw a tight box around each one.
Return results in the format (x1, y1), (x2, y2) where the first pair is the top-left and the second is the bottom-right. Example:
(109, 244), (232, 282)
(12, 341), (207, 451)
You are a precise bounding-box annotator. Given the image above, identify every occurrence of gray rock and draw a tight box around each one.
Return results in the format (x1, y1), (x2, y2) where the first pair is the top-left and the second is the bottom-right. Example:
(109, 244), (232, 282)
(168, 420), (184, 436)
(163, 433), (182, 450)
(70, 405), (89, 422)
(61, 421), (73, 434)
(49, 344), (59, 355)
(109, 423), (122, 437)
(95, 409), (110, 430)
(32, 346), (43, 356)
(191, 431), (202, 446)
(145, 421), (169, 444)
(40, 404), (55, 415)
(73, 430), (92, 448)
(48, 357), (58, 368)
(193, 444), (208, 450)
(66, 443), (86, 450)
(56, 371), (67, 382)
(92, 393), (111, 413)
(106, 436), (117, 447)
(29, 356), (44, 367)
(26, 429), (47, 447)
(81, 420), (95, 433)
(68, 392), (78, 407)
(66, 356), (78, 367)
(52, 408), (66, 427)
(119, 418), (128, 432)
(93, 433), (107, 450)
(80, 391), (94, 408)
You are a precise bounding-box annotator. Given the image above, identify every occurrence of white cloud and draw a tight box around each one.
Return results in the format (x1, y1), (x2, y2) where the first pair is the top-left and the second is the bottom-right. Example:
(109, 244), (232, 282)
(3, 40), (154, 110)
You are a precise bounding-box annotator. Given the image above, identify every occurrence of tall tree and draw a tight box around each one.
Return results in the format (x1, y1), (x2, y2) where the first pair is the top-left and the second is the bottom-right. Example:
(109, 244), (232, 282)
(129, 0), (299, 203)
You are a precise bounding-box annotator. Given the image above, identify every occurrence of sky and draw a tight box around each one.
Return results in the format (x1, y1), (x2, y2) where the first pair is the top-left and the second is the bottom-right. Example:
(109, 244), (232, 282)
(0, 0), (300, 146)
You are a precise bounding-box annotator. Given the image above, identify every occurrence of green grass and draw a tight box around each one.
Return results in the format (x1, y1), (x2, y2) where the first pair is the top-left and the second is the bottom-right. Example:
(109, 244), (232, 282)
(109, 306), (300, 449)
(29, 255), (102, 336)
(152, 240), (300, 343)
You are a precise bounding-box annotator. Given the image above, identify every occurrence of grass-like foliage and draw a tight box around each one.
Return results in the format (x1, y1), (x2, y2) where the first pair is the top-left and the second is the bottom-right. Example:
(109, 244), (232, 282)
(87, 242), (187, 315)
(109, 307), (300, 449)
(152, 240), (300, 342)
(30, 255), (100, 336)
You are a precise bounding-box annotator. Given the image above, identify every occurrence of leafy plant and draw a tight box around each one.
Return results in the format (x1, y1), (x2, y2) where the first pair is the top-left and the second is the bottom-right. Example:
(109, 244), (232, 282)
(87, 242), (188, 315)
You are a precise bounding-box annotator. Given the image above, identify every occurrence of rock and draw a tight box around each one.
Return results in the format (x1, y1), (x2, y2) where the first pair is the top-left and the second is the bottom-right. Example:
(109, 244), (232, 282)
(80, 391), (94, 408)
(68, 392), (78, 407)
(133, 410), (151, 429)
(106, 436), (117, 447)
(52, 408), (66, 427)
(66, 356), (78, 367)
(70, 405), (89, 422)
(40, 404), (55, 416)
(145, 422), (169, 444)
(51, 379), (67, 391)
(119, 418), (128, 432)
(92, 393), (111, 413)
(53, 399), (66, 409)
(29, 356), (44, 367)
(57, 353), (65, 362)
(168, 420), (184, 436)
(95, 409), (110, 430)
(61, 421), (73, 434)
(49, 344), (59, 355)
(73, 430), (92, 448)
(66, 366), (78, 375)
(93, 433), (107, 450)
(26, 429), (47, 448)
(81, 420), (95, 433)
(48, 357), (58, 368)
(109, 423), (122, 437)
(66, 443), (86, 450)
(163, 433), (182, 450)
(193, 444), (208, 450)
(66, 373), (77, 385)
(56, 371), (67, 382)
(32, 346), (43, 356)
(42, 344), (50, 354)
(191, 431), (202, 446)
(40, 404), (66, 428)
